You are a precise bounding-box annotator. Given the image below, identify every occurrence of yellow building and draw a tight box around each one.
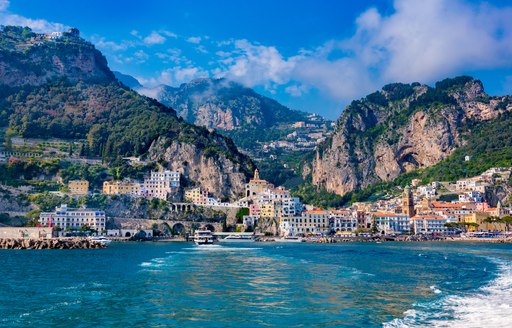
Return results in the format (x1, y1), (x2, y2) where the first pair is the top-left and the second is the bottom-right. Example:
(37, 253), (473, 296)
(184, 187), (209, 204)
(260, 202), (276, 218)
(103, 180), (140, 196)
(463, 212), (506, 232)
(69, 180), (89, 195)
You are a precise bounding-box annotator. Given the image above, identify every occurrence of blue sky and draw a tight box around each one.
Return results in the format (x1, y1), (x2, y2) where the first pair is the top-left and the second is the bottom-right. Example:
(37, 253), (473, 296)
(2, 0), (512, 119)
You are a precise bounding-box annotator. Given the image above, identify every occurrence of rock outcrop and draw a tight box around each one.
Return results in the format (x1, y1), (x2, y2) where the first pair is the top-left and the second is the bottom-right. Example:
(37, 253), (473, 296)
(147, 136), (254, 200)
(0, 27), (114, 87)
(312, 77), (512, 196)
(138, 78), (309, 130)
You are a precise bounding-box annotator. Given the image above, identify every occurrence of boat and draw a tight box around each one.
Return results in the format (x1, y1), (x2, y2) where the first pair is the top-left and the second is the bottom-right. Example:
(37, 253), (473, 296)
(274, 236), (304, 243)
(194, 230), (215, 245)
(89, 236), (112, 245)
(218, 234), (255, 243)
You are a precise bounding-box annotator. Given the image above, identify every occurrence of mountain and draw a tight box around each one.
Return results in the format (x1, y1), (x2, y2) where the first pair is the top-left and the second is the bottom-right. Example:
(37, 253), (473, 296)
(113, 71), (142, 89)
(0, 26), (255, 200)
(311, 76), (512, 196)
(137, 78), (310, 130)
(0, 26), (114, 87)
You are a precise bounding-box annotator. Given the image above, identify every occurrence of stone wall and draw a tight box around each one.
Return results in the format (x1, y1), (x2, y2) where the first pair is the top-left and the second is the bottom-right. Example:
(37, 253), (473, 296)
(0, 227), (53, 239)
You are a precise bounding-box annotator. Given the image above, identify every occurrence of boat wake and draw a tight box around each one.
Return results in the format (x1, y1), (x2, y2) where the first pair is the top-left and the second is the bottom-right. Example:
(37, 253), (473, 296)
(184, 245), (261, 252)
(384, 258), (512, 328)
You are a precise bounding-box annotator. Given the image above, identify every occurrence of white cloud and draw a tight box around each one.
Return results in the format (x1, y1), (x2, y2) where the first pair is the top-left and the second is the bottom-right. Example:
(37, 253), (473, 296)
(0, 0), (9, 12)
(162, 30), (177, 38)
(285, 84), (309, 97)
(186, 36), (202, 44)
(138, 66), (209, 87)
(143, 31), (166, 45)
(0, 13), (67, 33)
(0, 0), (67, 32)
(90, 36), (135, 51)
(134, 50), (149, 62)
(212, 0), (512, 104)
(215, 39), (294, 89)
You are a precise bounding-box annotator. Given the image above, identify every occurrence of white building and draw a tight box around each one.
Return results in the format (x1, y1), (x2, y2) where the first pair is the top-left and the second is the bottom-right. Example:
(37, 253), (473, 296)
(39, 204), (106, 231)
(243, 215), (260, 228)
(417, 185), (436, 198)
(373, 213), (410, 234)
(459, 191), (483, 203)
(281, 210), (330, 236)
(411, 215), (447, 234)
(329, 210), (357, 232)
(140, 170), (180, 200)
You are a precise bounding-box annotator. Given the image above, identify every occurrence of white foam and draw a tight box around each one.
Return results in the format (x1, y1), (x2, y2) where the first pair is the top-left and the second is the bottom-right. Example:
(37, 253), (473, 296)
(384, 258), (512, 328)
(429, 285), (442, 294)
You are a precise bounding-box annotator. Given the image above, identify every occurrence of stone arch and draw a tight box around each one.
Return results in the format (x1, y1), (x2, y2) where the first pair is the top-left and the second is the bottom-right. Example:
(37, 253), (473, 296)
(204, 224), (215, 232)
(172, 223), (185, 235)
(125, 232), (131, 237)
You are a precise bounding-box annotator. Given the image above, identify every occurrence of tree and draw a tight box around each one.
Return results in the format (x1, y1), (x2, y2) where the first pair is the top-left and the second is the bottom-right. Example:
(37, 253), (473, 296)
(500, 216), (512, 232)
(4, 132), (12, 150)
(371, 216), (379, 234)
(484, 216), (500, 231)
(235, 207), (249, 223)
(68, 142), (73, 157)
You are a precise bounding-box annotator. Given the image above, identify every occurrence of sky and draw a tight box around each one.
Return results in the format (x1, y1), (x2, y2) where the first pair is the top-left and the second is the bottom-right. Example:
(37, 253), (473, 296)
(1, 0), (512, 119)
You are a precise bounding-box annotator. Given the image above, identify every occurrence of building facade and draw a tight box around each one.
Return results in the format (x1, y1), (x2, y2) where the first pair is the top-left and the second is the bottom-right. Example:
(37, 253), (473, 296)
(39, 204), (106, 231)
(68, 180), (89, 195)
(411, 215), (447, 234)
(374, 213), (410, 234)
(140, 170), (180, 200)
(103, 180), (140, 196)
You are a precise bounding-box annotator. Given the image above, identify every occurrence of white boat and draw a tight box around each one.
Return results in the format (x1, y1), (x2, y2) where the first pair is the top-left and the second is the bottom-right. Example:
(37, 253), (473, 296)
(89, 236), (112, 245)
(218, 234), (255, 243)
(275, 236), (304, 243)
(194, 230), (214, 245)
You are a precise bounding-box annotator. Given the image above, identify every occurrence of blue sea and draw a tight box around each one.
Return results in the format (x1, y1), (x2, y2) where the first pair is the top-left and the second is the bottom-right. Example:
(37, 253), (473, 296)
(0, 242), (511, 327)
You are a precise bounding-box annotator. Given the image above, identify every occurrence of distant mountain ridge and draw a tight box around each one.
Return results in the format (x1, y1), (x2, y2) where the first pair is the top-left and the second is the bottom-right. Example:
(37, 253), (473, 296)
(137, 78), (311, 130)
(113, 71), (142, 89)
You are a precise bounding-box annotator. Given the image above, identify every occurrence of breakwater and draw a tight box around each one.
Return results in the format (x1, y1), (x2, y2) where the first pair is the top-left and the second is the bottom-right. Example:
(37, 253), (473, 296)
(0, 238), (107, 249)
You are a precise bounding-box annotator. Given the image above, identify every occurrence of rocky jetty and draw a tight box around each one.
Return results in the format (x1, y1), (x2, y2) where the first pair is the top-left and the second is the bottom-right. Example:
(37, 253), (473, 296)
(0, 238), (107, 250)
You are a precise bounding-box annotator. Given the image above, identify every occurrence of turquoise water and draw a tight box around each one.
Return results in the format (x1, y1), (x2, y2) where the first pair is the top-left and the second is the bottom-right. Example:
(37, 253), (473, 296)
(0, 242), (511, 327)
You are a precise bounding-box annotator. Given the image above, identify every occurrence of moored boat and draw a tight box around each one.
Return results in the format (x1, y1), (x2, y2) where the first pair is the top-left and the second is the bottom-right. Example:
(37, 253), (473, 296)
(274, 236), (304, 243)
(218, 234), (255, 243)
(194, 230), (214, 245)
(89, 236), (112, 245)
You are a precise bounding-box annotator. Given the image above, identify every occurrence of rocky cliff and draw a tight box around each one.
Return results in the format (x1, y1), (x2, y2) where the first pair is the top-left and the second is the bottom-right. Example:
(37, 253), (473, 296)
(138, 78), (309, 130)
(312, 76), (512, 196)
(0, 26), (254, 200)
(147, 137), (251, 199)
(0, 26), (113, 87)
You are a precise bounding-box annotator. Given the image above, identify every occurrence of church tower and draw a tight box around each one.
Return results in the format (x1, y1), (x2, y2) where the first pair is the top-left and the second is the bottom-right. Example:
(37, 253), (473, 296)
(254, 168), (260, 180)
(402, 186), (415, 216)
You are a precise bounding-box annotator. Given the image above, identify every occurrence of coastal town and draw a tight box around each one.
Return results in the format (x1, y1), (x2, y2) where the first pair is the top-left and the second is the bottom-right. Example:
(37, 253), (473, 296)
(2, 149), (512, 245)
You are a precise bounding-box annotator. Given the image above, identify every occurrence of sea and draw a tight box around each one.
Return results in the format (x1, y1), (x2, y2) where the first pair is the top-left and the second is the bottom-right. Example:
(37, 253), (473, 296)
(0, 241), (510, 327)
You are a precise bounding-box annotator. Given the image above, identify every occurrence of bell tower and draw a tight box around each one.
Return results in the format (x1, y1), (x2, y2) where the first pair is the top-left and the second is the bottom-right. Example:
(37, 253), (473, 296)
(402, 186), (415, 216)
